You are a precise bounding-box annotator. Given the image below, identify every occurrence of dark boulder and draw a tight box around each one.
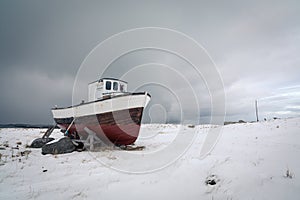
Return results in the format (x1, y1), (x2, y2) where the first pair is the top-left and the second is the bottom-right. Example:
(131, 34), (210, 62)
(42, 137), (76, 155)
(30, 138), (55, 148)
(205, 174), (220, 186)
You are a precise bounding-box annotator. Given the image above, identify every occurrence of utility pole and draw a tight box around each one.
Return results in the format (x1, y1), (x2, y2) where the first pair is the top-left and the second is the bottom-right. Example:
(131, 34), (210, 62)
(255, 100), (259, 122)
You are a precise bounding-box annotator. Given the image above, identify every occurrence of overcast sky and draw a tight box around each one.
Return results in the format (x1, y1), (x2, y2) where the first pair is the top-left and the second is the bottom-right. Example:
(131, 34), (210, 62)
(0, 0), (299, 124)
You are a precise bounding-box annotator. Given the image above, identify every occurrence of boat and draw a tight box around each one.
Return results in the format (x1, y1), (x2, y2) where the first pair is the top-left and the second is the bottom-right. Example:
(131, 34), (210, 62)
(51, 78), (151, 146)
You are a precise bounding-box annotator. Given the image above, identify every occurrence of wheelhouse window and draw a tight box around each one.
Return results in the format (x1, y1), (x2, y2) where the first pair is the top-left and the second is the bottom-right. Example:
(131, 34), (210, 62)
(113, 82), (118, 91)
(120, 84), (124, 92)
(105, 81), (111, 90)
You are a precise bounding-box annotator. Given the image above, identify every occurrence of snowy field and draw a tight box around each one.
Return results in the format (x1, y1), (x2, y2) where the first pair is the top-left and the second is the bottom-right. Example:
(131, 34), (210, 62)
(0, 118), (300, 199)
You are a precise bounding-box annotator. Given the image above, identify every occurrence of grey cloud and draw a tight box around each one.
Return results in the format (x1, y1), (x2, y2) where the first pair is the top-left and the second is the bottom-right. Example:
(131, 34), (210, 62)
(0, 0), (299, 124)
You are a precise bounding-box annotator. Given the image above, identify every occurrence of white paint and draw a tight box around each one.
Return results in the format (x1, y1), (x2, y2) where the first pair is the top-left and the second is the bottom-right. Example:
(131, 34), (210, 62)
(52, 93), (150, 119)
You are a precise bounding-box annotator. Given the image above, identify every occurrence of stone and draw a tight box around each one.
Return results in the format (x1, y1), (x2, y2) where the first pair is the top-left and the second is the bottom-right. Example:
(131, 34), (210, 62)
(30, 138), (55, 148)
(42, 137), (76, 155)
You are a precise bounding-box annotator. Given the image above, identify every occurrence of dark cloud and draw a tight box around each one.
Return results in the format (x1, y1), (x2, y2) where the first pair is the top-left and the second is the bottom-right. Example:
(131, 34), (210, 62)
(0, 0), (299, 124)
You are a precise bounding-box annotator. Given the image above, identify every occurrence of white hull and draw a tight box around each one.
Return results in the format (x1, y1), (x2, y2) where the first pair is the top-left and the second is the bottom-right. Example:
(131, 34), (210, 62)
(52, 92), (151, 119)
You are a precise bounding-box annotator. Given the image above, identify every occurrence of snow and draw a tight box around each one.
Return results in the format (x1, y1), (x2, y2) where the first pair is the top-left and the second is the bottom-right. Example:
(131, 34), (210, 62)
(1, 118), (300, 199)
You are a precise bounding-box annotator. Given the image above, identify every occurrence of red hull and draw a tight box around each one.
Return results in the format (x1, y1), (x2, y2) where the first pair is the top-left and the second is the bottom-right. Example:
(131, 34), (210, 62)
(54, 107), (143, 145)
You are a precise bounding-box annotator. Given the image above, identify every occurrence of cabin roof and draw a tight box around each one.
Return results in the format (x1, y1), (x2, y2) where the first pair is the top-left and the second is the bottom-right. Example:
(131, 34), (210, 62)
(88, 78), (128, 85)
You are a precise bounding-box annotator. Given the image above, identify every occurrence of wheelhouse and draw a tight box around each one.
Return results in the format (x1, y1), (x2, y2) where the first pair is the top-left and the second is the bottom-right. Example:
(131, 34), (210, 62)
(88, 78), (128, 102)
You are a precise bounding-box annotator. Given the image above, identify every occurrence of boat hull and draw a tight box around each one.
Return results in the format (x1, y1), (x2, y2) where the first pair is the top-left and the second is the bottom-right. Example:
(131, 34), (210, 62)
(54, 107), (143, 145)
(52, 93), (150, 145)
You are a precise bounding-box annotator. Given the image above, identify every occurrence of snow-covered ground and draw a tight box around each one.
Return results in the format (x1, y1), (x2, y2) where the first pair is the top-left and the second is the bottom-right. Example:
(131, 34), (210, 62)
(0, 118), (300, 199)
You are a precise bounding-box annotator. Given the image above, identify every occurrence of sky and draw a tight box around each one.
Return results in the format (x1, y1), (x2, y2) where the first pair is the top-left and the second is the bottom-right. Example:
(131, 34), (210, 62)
(0, 0), (299, 124)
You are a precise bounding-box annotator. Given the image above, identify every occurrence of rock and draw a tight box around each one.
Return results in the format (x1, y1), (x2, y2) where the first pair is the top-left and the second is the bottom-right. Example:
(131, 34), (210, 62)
(205, 174), (220, 186)
(72, 141), (85, 152)
(30, 138), (55, 148)
(20, 150), (31, 157)
(42, 137), (76, 155)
